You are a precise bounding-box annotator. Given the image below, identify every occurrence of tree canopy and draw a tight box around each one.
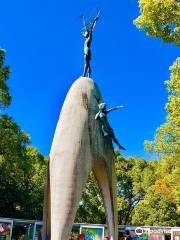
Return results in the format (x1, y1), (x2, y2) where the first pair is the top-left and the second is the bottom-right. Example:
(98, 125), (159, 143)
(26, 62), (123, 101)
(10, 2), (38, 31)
(133, 0), (180, 226)
(134, 0), (180, 46)
(75, 153), (159, 225)
(0, 115), (47, 219)
(145, 57), (180, 160)
(133, 58), (180, 227)
(0, 49), (11, 108)
(115, 152), (158, 225)
(75, 172), (105, 224)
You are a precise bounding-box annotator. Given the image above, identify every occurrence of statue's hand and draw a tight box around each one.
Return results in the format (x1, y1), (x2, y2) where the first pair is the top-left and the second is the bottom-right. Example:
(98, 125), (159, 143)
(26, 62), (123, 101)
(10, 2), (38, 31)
(117, 105), (124, 108)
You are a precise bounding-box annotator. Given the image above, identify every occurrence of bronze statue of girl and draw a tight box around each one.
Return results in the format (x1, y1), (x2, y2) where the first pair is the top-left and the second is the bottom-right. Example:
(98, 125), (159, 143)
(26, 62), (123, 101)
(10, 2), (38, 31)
(95, 103), (126, 150)
(81, 13), (100, 77)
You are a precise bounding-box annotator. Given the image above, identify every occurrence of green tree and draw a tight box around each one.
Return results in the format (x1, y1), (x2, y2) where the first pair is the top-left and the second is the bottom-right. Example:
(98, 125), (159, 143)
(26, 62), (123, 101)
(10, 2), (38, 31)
(18, 146), (47, 219)
(0, 115), (30, 217)
(134, 58), (180, 226)
(0, 49), (11, 108)
(145, 58), (180, 160)
(0, 115), (47, 219)
(132, 178), (180, 226)
(115, 152), (157, 225)
(75, 172), (105, 224)
(75, 153), (157, 225)
(134, 0), (180, 225)
(134, 0), (180, 45)
(0, 49), (47, 219)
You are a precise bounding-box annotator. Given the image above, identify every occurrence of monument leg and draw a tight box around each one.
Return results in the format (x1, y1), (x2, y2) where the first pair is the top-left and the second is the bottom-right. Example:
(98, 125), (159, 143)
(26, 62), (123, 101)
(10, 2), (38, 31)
(42, 161), (51, 240)
(93, 158), (118, 240)
(50, 153), (92, 240)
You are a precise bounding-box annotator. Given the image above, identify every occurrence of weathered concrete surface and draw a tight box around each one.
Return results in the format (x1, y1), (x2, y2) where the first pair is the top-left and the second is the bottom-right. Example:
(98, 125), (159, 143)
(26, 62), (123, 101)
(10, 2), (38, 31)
(43, 77), (118, 240)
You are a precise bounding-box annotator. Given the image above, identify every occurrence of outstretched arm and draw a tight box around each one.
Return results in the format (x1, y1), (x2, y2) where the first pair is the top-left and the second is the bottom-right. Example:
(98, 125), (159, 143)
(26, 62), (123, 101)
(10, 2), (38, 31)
(106, 106), (124, 114)
(82, 15), (87, 31)
(90, 16), (99, 33)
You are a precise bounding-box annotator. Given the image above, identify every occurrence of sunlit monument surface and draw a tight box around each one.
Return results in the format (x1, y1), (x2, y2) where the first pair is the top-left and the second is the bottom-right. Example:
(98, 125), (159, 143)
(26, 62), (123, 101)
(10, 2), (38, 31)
(43, 12), (125, 240)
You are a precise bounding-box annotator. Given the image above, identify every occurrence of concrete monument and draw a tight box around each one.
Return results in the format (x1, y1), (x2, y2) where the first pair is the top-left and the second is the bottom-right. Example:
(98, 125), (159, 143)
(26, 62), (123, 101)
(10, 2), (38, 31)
(43, 77), (121, 240)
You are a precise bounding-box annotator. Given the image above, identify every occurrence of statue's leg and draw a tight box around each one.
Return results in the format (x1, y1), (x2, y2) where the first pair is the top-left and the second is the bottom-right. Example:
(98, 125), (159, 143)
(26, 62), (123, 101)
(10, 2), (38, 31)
(93, 158), (118, 240)
(112, 136), (126, 150)
(83, 64), (88, 77)
(83, 55), (88, 77)
(102, 125), (109, 136)
(88, 61), (91, 78)
(111, 131), (126, 150)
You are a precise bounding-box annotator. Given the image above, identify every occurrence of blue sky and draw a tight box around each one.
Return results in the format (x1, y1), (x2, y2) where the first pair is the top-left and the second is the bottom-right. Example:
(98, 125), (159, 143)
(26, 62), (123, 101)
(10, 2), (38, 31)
(0, 0), (178, 159)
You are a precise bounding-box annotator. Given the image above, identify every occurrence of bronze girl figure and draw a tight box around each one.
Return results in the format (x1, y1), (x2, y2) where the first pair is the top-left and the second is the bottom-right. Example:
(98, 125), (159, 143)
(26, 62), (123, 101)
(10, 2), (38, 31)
(82, 14), (99, 77)
(95, 103), (126, 150)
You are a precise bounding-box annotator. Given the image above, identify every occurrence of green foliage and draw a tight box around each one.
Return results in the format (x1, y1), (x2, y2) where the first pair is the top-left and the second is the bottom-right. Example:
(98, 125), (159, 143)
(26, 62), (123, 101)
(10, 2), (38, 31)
(134, 0), (180, 45)
(134, 4), (180, 226)
(0, 114), (29, 217)
(137, 58), (180, 227)
(0, 49), (47, 219)
(145, 58), (180, 160)
(0, 115), (47, 219)
(132, 178), (180, 226)
(115, 152), (157, 224)
(20, 147), (47, 219)
(0, 49), (11, 108)
(76, 154), (157, 225)
(75, 172), (105, 224)
(77, 149), (179, 226)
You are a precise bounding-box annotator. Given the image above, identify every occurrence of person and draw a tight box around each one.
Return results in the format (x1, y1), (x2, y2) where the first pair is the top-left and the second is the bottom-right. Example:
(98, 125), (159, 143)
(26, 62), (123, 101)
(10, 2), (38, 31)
(103, 237), (110, 240)
(82, 15), (99, 77)
(95, 236), (102, 240)
(95, 102), (126, 150)
(125, 231), (132, 240)
(79, 233), (85, 240)
(0, 224), (6, 240)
